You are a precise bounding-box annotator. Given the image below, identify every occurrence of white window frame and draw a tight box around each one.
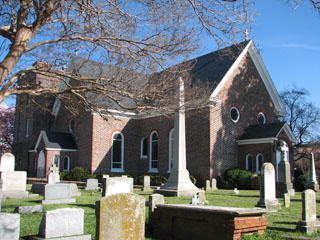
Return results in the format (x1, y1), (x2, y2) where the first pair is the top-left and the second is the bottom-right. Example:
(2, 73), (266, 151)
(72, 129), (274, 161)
(149, 131), (159, 173)
(69, 119), (75, 132)
(25, 119), (31, 138)
(140, 137), (148, 158)
(256, 153), (264, 174)
(257, 112), (266, 124)
(63, 156), (70, 172)
(230, 106), (240, 123)
(111, 131), (124, 172)
(168, 129), (174, 173)
(246, 154), (253, 172)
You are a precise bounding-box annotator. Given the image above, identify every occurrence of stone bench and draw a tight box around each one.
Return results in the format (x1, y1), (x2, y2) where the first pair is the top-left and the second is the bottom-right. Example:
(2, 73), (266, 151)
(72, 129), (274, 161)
(149, 204), (268, 240)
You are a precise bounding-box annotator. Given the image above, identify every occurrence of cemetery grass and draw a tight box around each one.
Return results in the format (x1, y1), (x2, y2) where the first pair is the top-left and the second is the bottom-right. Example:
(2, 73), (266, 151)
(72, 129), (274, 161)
(2, 186), (320, 240)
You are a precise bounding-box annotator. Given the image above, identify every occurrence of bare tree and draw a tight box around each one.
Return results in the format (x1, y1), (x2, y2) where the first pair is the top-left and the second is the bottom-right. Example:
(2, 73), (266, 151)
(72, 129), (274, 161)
(0, 1), (252, 114)
(280, 86), (320, 146)
(285, 0), (320, 13)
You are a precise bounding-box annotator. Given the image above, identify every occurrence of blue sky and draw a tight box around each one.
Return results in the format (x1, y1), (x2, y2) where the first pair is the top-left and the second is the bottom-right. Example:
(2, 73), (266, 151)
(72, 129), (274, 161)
(4, 1), (320, 108)
(249, 0), (320, 107)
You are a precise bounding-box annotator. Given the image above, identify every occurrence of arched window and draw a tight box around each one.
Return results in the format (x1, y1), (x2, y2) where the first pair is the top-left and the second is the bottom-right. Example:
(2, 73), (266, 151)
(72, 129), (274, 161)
(63, 156), (70, 172)
(168, 129), (174, 173)
(140, 138), (148, 158)
(54, 155), (60, 169)
(257, 112), (266, 124)
(69, 119), (75, 132)
(149, 131), (158, 172)
(111, 131), (124, 172)
(256, 153), (264, 174)
(246, 154), (253, 172)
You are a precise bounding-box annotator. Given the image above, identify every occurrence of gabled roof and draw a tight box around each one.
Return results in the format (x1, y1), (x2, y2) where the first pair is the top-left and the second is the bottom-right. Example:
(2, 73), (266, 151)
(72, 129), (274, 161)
(32, 131), (77, 151)
(237, 122), (297, 145)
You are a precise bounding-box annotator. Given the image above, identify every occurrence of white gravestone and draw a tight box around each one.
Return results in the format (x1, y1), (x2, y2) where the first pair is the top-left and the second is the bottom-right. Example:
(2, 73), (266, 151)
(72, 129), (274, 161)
(102, 177), (133, 196)
(256, 163), (281, 212)
(0, 213), (20, 240)
(297, 189), (320, 235)
(142, 176), (152, 191)
(0, 153), (15, 171)
(1, 171), (28, 198)
(37, 208), (91, 239)
(42, 184), (75, 205)
(47, 164), (60, 184)
(85, 179), (100, 190)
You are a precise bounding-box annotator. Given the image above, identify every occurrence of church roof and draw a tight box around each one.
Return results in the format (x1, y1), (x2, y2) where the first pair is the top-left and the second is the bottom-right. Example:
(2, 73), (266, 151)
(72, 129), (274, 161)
(33, 131), (77, 151)
(237, 122), (297, 144)
(238, 122), (286, 140)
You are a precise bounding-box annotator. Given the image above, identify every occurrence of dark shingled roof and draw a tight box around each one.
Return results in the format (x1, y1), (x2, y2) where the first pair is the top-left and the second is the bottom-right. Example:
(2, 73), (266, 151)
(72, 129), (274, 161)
(238, 122), (286, 140)
(190, 40), (250, 87)
(40, 131), (77, 150)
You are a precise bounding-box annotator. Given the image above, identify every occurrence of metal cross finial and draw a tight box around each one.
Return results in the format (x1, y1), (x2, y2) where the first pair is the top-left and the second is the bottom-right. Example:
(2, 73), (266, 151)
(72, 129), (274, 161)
(244, 29), (249, 41)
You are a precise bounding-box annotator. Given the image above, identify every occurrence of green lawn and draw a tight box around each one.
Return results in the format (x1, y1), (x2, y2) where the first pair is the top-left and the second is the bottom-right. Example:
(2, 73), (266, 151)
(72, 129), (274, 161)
(1, 186), (320, 240)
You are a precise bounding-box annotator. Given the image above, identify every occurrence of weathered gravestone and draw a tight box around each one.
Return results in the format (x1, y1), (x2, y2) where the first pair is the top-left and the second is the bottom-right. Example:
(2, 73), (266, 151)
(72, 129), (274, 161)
(205, 180), (211, 191)
(276, 141), (295, 198)
(0, 152), (15, 171)
(15, 205), (42, 214)
(296, 189), (320, 235)
(256, 163), (281, 212)
(70, 183), (81, 197)
(42, 184), (75, 205)
(211, 178), (218, 191)
(141, 175), (152, 191)
(306, 152), (319, 191)
(96, 193), (145, 240)
(30, 208), (91, 240)
(1, 171), (29, 198)
(0, 212), (20, 240)
(102, 177), (133, 196)
(148, 193), (165, 218)
(283, 193), (290, 208)
(47, 164), (60, 185)
(85, 178), (100, 191)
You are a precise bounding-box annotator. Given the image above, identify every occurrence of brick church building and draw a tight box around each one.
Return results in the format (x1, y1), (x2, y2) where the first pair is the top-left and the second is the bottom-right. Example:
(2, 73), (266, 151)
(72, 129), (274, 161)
(12, 40), (296, 186)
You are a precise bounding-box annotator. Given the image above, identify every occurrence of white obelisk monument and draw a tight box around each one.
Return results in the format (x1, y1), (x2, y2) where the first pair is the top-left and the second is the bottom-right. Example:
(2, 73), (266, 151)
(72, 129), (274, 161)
(154, 77), (199, 196)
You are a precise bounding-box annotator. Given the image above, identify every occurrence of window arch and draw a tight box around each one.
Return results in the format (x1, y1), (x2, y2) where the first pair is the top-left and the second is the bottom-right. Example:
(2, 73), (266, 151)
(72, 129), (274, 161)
(246, 154), (253, 172)
(168, 128), (174, 173)
(256, 153), (264, 174)
(69, 119), (75, 132)
(149, 131), (158, 172)
(111, 131), (124, 172)
(63, 156), (70, 172)
(54, 155), (60, 169)
(140, 138), (148, 158)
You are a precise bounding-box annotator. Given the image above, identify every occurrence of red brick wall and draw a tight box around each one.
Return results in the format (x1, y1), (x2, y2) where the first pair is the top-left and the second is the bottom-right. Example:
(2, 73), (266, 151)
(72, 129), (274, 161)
(211, 53), (280, 179)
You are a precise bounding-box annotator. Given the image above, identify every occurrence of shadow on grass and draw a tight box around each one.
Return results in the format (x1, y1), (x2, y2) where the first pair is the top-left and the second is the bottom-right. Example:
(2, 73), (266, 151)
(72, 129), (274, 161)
(236, 195), (260, 198)
(74, 203), (95, 209)
(267, 227), (296, 233)
(290, 199), (302, 202)
(273, 221), (298, 225)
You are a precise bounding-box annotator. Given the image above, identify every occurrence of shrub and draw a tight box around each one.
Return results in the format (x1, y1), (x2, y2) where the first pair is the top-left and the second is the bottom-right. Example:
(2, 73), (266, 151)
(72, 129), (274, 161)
(64, 167), (92, 182)
(223, 168), (253, 190)
(251, 174), (260, 190)
(294, 174), (308, 191)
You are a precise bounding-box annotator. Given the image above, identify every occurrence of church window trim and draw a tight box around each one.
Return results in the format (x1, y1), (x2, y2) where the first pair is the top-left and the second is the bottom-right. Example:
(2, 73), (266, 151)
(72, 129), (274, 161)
(140, 137), (148, 158)
(256, 153), (264, 174)
(149, 131), (159, 173)
(230, 106), (240, 123)
(111, 131), (124, 172)
(257, 112), (266, 124)
(246, 154), (253, 172)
